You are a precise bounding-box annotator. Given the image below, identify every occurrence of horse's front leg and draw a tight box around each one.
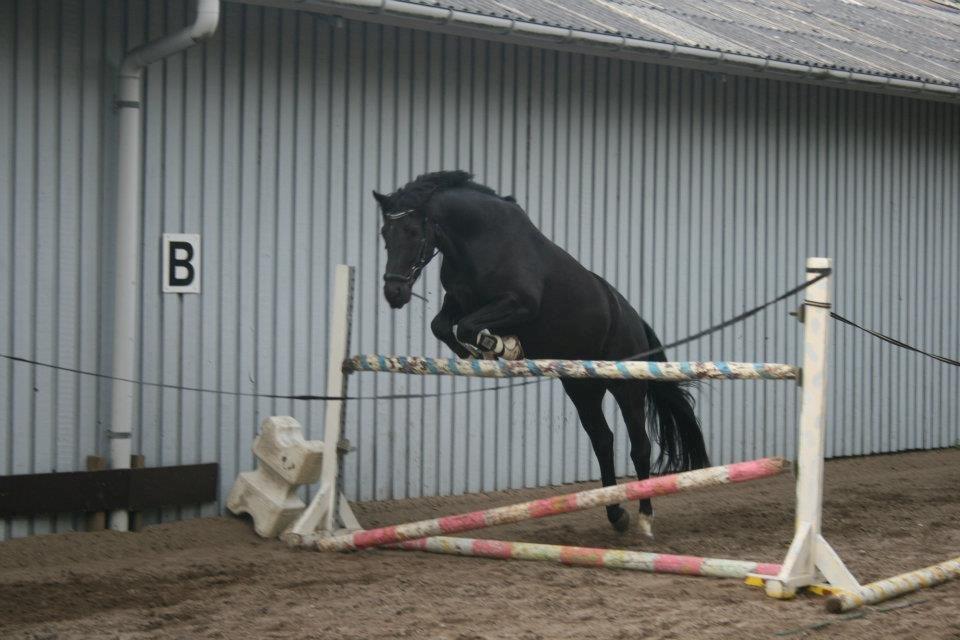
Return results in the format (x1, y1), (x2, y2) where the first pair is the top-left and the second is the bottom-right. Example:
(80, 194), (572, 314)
(431, 294), (472, 358)
(455, 291), (540, 350)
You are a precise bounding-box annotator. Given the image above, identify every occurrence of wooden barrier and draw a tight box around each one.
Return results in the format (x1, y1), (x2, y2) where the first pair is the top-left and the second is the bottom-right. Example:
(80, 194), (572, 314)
(345, 355), (798, 381)
(293, 457), (788, 551)
(826, 556), (960, 612)
(277, 258), (955, 613)
(394, 536), (782, 580)
(0, 462), (218, 518)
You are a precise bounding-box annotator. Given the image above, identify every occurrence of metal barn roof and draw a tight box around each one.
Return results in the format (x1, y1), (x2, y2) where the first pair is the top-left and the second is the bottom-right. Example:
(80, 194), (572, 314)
(289, 0), (960, 99)
(413, 0), (960, 86)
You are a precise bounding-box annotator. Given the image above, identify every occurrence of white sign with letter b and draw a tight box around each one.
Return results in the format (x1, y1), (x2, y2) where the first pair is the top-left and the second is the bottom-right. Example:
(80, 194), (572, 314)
(162, 234), (201, 294)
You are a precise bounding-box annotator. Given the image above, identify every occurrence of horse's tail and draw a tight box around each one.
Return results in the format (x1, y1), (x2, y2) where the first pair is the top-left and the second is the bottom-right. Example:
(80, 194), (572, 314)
(641, 321), (711, 473)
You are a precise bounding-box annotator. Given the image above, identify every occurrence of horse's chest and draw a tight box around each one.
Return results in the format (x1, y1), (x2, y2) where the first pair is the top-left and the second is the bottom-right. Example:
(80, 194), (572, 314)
(440, 268), (481, 310)
(444, 281), (478, 308)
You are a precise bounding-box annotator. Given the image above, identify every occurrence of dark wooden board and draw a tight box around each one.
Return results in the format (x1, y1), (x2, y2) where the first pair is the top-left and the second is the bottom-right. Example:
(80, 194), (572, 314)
(127, 463), (218, 511)
(0, 463), (219, 517)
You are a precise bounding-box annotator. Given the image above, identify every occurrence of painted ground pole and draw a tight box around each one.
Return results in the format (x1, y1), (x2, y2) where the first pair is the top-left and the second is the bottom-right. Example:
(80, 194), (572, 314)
(345, 355), (798, 381)
(301, 457), (788, 551)
(394, 536), (782, 579)
(826, 556), (960, 612)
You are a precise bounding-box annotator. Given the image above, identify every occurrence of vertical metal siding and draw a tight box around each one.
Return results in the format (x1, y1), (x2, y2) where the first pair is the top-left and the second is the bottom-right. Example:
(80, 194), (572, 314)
(1, 1), (959, 539)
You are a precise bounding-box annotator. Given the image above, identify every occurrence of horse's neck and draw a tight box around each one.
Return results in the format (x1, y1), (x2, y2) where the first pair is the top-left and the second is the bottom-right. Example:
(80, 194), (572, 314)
(434, 199), (528, 277)
(435, 205), (501, 255)
(434, 224), (467, 273)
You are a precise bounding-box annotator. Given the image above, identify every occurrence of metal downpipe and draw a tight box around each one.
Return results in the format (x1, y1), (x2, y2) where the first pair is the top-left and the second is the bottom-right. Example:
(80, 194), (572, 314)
(109, 0), (220, 532)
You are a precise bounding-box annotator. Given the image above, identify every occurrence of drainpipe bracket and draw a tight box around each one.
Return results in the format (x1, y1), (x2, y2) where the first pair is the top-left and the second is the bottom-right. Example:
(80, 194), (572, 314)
(114, 99), (142, 111)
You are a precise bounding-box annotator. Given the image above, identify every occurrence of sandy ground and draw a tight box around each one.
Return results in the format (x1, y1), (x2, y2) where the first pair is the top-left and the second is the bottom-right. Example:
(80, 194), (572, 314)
(1, 449), (958, 640)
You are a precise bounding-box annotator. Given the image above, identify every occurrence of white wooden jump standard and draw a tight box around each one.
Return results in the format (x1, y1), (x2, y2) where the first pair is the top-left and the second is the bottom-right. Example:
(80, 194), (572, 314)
(284, 265), (361, 540)
(754, 257), (861, 600)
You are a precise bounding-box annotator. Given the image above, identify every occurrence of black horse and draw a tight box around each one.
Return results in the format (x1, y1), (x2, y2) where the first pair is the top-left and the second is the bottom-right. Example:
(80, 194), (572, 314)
(374, 170), (709, 536)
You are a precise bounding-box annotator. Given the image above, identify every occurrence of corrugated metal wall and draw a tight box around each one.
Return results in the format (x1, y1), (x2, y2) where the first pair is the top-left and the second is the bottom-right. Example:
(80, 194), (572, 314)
(1, 0), (959, 539)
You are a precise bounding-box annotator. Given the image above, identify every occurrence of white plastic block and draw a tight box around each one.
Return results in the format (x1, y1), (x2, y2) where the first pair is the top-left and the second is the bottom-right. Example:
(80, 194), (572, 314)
(251, 416), (325, 485)
(227, 416), (326, 538)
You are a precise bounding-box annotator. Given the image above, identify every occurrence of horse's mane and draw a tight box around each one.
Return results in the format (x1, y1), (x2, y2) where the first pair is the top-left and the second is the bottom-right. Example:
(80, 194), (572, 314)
(392, 170), (508, 210)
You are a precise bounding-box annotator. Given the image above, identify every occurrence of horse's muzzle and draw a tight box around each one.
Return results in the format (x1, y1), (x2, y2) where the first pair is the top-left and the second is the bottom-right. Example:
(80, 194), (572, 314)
(383, 281), (411, 309)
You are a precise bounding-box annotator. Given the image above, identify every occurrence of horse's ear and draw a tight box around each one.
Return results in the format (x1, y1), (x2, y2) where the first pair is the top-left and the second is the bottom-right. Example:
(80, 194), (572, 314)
(372, 190), (391, 211)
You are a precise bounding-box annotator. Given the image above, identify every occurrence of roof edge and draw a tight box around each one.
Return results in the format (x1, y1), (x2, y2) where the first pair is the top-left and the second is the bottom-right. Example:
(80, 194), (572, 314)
(271, 0), (960, 102)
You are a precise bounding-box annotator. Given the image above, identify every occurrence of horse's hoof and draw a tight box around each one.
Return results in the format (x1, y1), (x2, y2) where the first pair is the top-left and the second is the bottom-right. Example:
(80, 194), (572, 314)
(610, 510), (630, 533)
(637, 513), (655, 539)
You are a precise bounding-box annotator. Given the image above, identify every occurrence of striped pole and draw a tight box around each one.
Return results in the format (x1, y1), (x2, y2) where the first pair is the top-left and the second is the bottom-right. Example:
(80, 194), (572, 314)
(300, 457), (787, 551)
(826, 556), (960, 613)
(394, 536), (782, 580)
(345, 355), (798, 381)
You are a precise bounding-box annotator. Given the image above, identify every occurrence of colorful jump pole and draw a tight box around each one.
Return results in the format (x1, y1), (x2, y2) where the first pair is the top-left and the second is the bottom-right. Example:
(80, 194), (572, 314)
(826, 556), (960, 613)
(394, 536), (782, 580)
(345, 355), (798, 382)
(293, 457), (788, 551)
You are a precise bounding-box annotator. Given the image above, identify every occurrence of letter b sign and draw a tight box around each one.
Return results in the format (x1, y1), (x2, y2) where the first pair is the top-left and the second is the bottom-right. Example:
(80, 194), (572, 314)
(162, 234), (201, 293)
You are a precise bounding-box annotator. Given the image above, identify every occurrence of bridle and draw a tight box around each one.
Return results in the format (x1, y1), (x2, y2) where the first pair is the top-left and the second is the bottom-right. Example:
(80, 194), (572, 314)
(382, 185), (442, 285)
(382, 207), (441, 285)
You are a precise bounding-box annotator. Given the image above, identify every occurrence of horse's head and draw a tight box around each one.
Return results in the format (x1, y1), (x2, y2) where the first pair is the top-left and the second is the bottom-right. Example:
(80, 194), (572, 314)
(373, 190), (440, 309)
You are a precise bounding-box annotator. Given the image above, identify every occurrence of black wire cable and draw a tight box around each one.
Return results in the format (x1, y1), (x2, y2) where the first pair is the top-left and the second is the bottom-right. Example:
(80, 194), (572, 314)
(0, 353), (544, 401)
(830, 312), (960, 368)
(0, 271), (856, 402)
(625, 270), (832, 360)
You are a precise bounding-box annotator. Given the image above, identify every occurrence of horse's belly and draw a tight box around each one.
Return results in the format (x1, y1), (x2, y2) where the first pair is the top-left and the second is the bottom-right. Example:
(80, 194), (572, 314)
(515, 288), (614, 360)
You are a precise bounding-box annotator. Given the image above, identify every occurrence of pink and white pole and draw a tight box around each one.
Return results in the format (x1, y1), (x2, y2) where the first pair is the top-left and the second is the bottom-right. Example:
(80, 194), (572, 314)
(826, 556), (960, 613)
(293, 457), (788, 551)
(395, 536), (782, 580)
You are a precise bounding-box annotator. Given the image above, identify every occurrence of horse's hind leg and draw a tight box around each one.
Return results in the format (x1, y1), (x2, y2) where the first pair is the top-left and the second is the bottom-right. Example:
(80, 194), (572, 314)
(610, 381), (655, 538)
(561, 379), (629, 533)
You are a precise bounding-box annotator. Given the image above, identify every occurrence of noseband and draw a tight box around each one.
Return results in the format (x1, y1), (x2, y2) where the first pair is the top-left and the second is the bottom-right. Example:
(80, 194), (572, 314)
(382, 209), (441, 285)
